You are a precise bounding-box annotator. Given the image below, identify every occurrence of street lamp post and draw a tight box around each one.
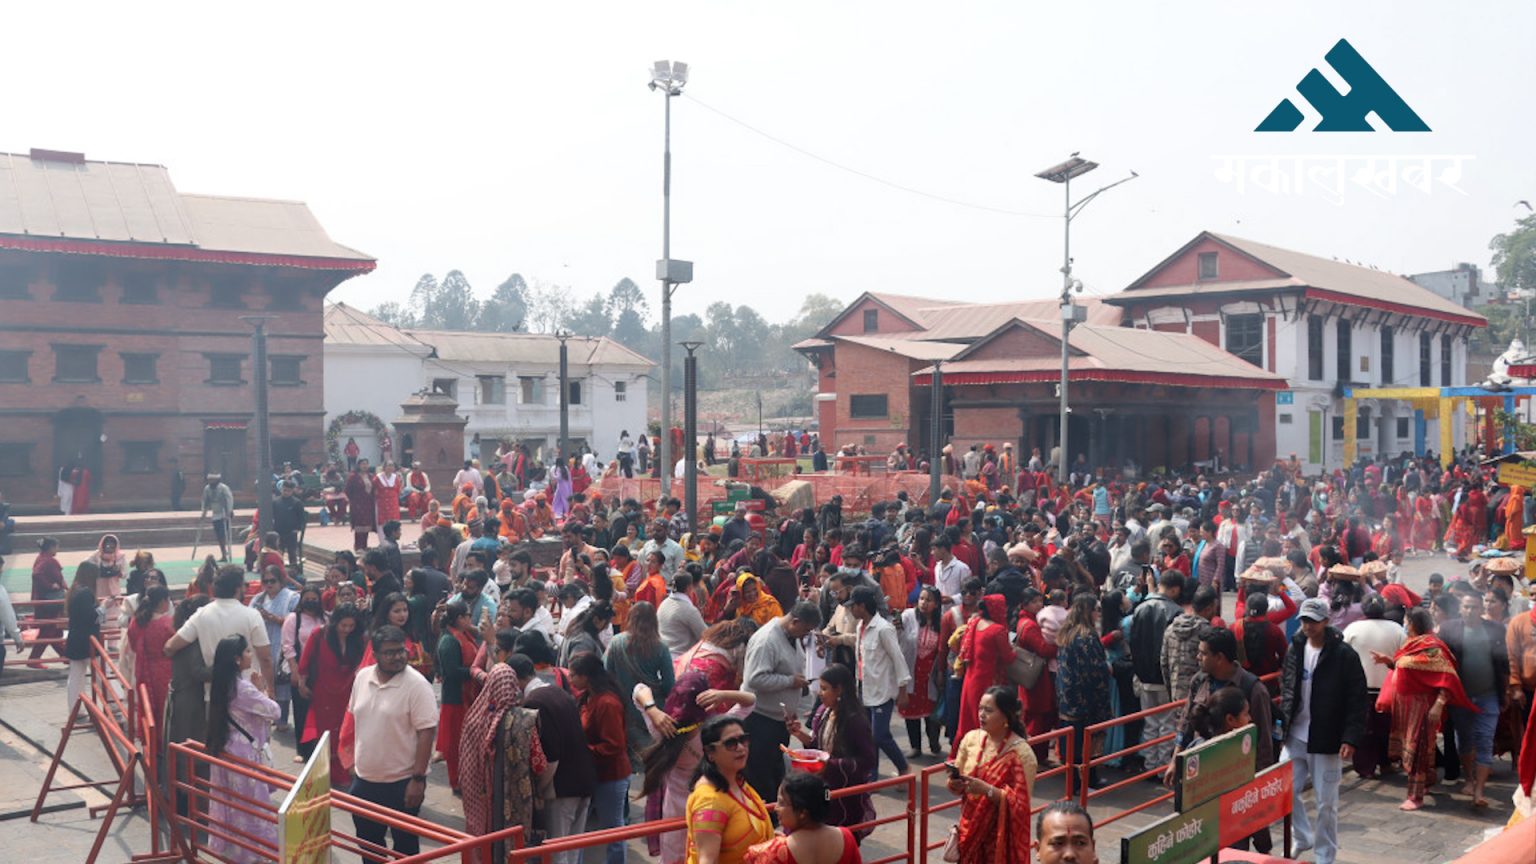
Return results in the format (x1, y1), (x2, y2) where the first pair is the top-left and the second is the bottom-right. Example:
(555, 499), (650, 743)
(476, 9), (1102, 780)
(929, 359), (943, 507)
(556, 331), (571, 467)
(1035, 155), (1138, 485)
(681, 341), (704, 526)
(240, 315), (277, 537)
(650, 60), (694, 500)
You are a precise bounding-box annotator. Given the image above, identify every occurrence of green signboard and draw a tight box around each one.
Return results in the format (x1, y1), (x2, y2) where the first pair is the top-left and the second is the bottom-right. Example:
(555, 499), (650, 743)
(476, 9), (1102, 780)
(1121, 795), (1220, 864)
(1174, 723), (1257, 811)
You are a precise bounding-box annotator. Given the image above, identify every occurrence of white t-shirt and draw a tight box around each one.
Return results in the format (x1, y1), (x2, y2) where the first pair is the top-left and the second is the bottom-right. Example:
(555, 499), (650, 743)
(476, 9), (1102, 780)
(1343, 618), (1406, 690)
(175, 598), (268, 667)
(348, 665), (439, 783)
(1289, 642), (1323, 745)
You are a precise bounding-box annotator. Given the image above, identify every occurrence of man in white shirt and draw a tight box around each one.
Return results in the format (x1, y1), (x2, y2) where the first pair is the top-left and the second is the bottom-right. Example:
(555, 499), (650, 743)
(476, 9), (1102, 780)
(640, 519), (685, 580)
(932, 537), (972, 607)
(850, 585), (912, 780)
(556, 583), (593, 645)
(451, 459), (483, 498)
(164, 565), (272, 696)
(658, 571), (707, 657)
(1341, 595), (1405, 779)
(348, 625), (437, 859)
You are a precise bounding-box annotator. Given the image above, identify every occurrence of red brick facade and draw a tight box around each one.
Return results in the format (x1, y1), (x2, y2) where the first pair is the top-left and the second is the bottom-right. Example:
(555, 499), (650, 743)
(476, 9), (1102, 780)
(0, 253), (357, 513)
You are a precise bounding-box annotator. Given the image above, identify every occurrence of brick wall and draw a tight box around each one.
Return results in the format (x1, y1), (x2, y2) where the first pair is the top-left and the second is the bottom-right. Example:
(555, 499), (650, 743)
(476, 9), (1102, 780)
(1134, 237), (1280, 288)
(0, 250), (345, 512)
(824, 341), (919, 455)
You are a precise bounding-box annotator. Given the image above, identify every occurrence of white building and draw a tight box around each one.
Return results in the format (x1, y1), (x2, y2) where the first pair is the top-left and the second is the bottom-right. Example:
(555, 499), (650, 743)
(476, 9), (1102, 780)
(323, 303), (652, 465)
(1107, 232), (1487, 471)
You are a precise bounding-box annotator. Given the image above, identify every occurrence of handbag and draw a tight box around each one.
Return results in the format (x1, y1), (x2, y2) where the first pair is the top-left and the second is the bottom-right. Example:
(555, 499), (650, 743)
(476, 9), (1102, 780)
(942, 825), (962, 862)
(1004, 643), (1045, 689)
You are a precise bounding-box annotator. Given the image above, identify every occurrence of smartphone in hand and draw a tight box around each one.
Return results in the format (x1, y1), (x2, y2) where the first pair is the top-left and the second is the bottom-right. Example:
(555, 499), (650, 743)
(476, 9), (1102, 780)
(944, 761), (962, 780)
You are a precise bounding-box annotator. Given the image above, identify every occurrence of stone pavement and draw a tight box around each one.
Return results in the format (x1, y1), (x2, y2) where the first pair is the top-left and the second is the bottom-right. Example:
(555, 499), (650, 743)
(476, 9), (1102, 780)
(0, 551), (1522, 863)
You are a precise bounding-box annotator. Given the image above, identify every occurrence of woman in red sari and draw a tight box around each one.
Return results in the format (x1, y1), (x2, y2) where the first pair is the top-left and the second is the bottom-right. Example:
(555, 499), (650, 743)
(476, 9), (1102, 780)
(1446, 486), (1483, 559)
(1410, 491), (1439, 553)
(951, 595), (1011, 754)
(1371, 607), (1475, 810)
(947, 685), (1036, 863)
(1159, 537), (1191, 583)
(1371, 514), (1401, 561)
(294, 604), (365, 786)
(745, 772), (861, 864)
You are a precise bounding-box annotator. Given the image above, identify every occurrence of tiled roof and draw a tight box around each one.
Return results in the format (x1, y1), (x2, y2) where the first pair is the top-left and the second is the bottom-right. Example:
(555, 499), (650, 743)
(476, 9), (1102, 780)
(324, 303), (656, 368)
(0, 151), (372, 264)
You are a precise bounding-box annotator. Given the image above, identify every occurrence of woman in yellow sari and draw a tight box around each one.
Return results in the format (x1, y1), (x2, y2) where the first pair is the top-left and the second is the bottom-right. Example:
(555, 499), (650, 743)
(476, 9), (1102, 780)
(686, 715), (774, 864)
(727, 573), (783, 627)
(947, 685), (1037, 863)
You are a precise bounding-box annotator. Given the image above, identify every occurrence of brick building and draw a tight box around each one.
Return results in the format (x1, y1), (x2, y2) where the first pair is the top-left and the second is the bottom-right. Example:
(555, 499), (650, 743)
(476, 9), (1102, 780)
(0, 149), (374, 513)
(1104, 232), (1484, 470)
(794, 292), (1283, 472)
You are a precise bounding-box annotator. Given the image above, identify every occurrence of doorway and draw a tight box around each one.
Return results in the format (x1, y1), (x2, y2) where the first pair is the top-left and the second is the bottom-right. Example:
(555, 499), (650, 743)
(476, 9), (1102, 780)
(53, 407), (104, 491)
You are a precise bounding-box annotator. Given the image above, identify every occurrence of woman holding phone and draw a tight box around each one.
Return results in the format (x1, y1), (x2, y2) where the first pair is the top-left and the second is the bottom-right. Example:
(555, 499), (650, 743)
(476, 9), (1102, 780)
(946, 685), (1036, 862)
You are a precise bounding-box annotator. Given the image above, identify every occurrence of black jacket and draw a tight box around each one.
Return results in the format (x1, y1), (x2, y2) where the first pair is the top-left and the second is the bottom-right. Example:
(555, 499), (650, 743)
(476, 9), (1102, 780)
(273, 495), (307, 534)
(1129, 593), (1182, 686)
(524, 682), (597, 798)
(64, 588), (100, 661)
(1437, 617), (1509, 700)
(1279, 626), (1369, 755)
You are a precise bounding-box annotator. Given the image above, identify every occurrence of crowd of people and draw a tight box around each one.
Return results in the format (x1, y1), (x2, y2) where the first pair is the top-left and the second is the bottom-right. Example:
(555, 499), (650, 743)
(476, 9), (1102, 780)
(6, 439), (1536, 864)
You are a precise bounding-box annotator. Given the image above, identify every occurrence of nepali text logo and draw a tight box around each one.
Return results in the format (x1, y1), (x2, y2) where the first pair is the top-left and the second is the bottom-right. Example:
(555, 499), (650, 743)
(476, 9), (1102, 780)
(1257, 39), (1429, 132)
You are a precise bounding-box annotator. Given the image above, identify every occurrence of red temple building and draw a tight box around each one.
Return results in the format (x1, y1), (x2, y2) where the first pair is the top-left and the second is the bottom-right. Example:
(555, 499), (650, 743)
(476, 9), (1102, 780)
(0, 149), (374, 513)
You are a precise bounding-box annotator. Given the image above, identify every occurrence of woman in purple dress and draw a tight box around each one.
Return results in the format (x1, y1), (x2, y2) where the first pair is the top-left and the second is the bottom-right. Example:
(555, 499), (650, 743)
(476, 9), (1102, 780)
(206, 634), (281, 863)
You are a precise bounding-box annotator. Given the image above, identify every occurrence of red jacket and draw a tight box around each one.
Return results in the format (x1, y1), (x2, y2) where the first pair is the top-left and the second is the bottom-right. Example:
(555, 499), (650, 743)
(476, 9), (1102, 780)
(579, 690), (631, 782)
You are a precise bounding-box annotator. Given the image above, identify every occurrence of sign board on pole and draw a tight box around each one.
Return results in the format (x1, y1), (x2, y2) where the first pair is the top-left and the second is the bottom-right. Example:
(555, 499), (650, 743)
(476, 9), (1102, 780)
(1497, 460), (1536, 488)
(1217, 762), (1294, 848)
(1121, 796), (1220, 864)
(278, 731), (332, 864)
(1174, 724), (1257, 811)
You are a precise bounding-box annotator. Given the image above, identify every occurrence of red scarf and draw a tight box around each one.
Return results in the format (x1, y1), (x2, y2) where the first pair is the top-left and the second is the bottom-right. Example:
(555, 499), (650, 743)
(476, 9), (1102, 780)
(1376, 634), (1475, 714)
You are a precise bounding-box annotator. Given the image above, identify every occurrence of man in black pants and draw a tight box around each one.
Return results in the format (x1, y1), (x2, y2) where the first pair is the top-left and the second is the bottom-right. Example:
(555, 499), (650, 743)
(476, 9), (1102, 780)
(740, 601), (822, 809)
(348, 626), (437, 862)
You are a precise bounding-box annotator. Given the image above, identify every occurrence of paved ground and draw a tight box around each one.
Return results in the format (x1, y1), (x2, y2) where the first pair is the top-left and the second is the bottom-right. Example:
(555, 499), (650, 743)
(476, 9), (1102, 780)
(0, 551), (1520, 862)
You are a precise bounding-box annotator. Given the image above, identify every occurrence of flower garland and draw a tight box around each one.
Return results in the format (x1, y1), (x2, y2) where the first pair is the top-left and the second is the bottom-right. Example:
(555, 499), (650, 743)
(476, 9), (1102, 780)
(326, 410), (390, 462)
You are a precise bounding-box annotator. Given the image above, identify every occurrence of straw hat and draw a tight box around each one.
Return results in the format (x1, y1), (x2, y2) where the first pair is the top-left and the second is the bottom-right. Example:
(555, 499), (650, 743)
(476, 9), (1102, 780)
(1239, 565), (1279, 585)
(1327, 563), (1362, 581)
(1359, 560), (1390, 580)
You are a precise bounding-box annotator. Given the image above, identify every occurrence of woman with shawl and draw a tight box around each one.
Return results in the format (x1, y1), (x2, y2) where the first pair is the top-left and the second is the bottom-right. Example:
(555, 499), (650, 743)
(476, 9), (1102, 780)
(1371, 606), (1476, 810)
(1505, 486), (1527, 551)
(784, 663), (877, 839)
(88, 534), (125, 647)
(951, 595), (1011, 753)
(947, 685), (1037, 863)
(726, 573), (783, 627)
(70, 461), (92, 515)
(1410, 490), (1439, 553)
(1446, 487), (1482, 560)
(372, 460), (403, 527)
(898, 586), (946, 757)
(460, 665), (546, 863)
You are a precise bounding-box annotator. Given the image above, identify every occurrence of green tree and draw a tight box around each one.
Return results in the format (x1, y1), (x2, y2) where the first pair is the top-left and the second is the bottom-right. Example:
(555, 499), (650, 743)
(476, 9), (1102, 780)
(419, 270), (479, 330)
(608, 277), (648, 318)
(567, 293), (612, 337)
(1491, 214), (1536, 295)
(480, 273), (529, 332)
(369, 300), (417, 328)
(526, 280), (575, 333)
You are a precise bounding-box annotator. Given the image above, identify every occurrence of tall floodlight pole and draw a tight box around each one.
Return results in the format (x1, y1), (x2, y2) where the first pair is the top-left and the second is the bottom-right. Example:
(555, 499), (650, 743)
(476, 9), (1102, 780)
(1035, 155), (1138, 485)
(650, 60), (694, 500)
(682, 341), (704, 527)
(241, 315), (277, 537)
(929, 359), (943, 506)
(556, 331), (571, 467)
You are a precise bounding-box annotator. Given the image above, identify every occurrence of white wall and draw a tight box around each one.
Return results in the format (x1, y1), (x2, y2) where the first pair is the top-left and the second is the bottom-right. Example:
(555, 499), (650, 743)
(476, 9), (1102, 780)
(322, 345), (426, 464)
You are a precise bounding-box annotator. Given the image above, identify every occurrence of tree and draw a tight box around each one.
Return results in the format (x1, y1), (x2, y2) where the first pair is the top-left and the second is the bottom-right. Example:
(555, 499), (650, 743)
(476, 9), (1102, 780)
(1491, 214), (1536, 296)
(789, 293), (845, 331)
(526, 279), (576, 333)
(419, 270), (479, 330)
(611, 306), (649, 349)
(369, 300), (417, 328)
(566, 293), (612, 338)
(479, 273), (529, 333)
(608, 277), (649, 319)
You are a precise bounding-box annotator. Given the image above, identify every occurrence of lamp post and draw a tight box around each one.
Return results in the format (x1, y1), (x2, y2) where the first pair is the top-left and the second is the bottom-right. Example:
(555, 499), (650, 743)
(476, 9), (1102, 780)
(1035, 154), (1138, 484)
(681, 341), (704, 525)
(240, 314), (277, 536)
(556, 331), (571, 467)
(650, 60), (694, 497)
(929, 359), (943, 507)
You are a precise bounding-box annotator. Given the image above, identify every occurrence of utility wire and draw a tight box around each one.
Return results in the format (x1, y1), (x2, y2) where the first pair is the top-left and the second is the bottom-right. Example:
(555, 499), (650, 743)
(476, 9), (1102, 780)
(683, 93), (1058, 219)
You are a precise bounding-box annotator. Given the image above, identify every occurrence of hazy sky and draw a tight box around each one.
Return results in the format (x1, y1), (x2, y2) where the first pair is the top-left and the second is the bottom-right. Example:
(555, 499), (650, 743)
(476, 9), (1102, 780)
(7, 1), (1533, 324)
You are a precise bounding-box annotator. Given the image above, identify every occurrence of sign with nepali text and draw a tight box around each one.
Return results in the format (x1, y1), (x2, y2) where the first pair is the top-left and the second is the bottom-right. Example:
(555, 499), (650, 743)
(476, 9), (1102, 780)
(1497, 460), (1536, 489)
(1121, 796), (1220, 864)
(278, 731), (331, 864)
(1217, 763), (1294, 848)
(1174, 723), (1256, 811)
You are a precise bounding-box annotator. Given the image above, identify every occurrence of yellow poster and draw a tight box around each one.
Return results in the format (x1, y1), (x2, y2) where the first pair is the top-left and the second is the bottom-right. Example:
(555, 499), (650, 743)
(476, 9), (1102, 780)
(278, 731), (332, 864)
